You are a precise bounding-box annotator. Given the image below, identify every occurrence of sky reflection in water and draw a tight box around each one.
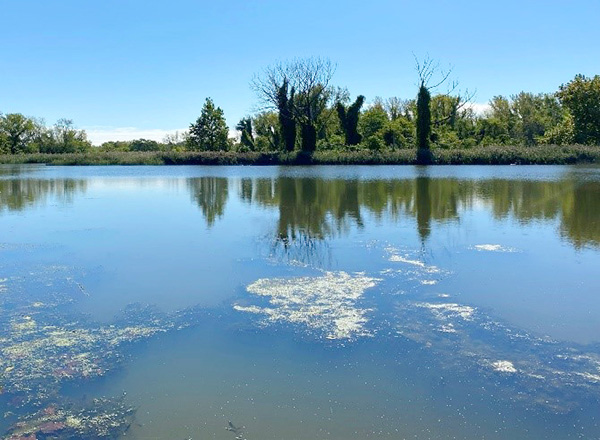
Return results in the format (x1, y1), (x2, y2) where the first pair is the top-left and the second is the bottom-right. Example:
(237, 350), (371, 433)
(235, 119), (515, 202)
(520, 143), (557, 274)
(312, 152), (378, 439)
(0, 165), (599, 439)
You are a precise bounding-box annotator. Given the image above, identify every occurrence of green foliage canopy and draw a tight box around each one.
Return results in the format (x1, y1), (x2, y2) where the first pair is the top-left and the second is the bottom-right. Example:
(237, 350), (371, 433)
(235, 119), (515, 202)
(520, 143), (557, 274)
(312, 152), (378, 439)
(188, 98), (230, 151)
(558, 75), (600, 145)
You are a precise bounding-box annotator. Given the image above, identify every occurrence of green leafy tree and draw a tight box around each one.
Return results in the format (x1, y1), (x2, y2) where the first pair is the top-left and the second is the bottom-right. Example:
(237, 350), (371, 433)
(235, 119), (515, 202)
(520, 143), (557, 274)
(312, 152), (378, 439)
(413, 56), (442, 164)
(359, 104), (389, 140)
(540, 113), (575, 145)
(129, 138), (161, 152)
(99, 141), (131, 152)
(38, 119), (91, 153)
(236, 118), (255, 151)
(276, 79), (297, 151)
(0, 113), (39, 154)
(188, 98), (230, 151)
(476, 96), (515, 145)
(336, 95), (365, 145)
(382, 117), (414, 148)
(557, 74), (600, 145)
(511, 92), (564, 145)
(416, 84), (431, 151)
(477, 93), (565, 146)
(252, 57), (335, 153)
(253, 112), (281, 151)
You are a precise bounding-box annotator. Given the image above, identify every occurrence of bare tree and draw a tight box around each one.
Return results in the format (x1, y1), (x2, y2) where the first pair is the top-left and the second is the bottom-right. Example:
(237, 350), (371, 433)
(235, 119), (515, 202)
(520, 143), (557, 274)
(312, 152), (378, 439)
(415, 54), (475, 125)
(413, 55), (475, 164)
(251, 57), (336, 152)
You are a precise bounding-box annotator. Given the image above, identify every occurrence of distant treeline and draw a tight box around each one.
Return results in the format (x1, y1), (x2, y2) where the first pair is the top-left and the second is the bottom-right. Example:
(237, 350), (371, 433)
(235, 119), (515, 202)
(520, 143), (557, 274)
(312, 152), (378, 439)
(1, 58), (599, 157)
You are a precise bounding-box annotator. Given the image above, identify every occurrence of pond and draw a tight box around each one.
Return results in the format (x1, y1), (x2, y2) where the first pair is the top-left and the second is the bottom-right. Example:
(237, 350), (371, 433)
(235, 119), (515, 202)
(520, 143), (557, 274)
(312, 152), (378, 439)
(1, 164), (599, 439)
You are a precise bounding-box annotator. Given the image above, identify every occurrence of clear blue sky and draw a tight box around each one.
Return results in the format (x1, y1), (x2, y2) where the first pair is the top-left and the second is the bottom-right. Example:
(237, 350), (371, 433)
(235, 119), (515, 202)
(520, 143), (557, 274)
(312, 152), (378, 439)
(1, 0), (599, 143)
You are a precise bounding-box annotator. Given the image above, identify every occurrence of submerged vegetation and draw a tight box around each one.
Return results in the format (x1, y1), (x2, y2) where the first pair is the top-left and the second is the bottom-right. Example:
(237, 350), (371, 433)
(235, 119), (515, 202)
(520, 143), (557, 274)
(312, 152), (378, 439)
(2, 167), (600, 437)
(0, 263), (208, 439)
(1, 58), (599, 164)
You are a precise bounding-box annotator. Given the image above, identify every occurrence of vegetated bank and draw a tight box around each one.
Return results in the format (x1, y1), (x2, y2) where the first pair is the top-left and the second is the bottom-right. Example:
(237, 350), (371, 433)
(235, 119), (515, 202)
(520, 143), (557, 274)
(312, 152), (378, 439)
(1, 145), (599, 166)
(2, 63), (599, 167)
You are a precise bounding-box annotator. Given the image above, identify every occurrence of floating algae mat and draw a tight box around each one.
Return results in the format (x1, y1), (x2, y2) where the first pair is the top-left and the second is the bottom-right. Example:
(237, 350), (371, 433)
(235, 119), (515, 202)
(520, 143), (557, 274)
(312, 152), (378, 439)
(234, 271), (379, 340)
(0, 262), (207, 439)
(1, 164), (600, 439)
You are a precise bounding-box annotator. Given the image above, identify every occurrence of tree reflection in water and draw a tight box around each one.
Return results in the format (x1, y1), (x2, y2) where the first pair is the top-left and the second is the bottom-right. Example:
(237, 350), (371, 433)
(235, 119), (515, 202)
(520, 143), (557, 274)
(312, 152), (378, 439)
(187, 177), (229, 228)
(230, 173), (600, 251)
(1, 170), (597, 250)
(0, 178), (87, 213)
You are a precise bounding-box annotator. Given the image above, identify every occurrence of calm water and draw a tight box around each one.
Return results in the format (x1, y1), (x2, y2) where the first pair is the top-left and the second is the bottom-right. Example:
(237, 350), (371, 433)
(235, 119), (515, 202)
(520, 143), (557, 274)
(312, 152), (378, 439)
(1, 165), (599, 439)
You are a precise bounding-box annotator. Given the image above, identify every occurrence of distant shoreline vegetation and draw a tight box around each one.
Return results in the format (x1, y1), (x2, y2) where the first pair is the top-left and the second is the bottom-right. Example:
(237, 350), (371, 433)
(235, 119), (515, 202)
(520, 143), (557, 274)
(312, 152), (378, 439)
(1, 145), (599, 166)
(1, 57), (599, 164)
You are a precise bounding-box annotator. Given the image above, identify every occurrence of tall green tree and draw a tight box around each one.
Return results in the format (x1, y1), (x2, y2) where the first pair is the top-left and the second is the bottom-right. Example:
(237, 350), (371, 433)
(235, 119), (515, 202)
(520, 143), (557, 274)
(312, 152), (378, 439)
(413, 56), (445, 163)
(0, 113), (38, 154)
(416, 84), (432, 152)
(478, 93), (565, 146)
(277, 79), (296, 151)
(557, 74), (600, 145)
(39, 119), (91, 153)
(236, 118), (255, 151)
(511, 92), (564, 145)
(188, 98), (230, 151)
(336, 95), (365, 145)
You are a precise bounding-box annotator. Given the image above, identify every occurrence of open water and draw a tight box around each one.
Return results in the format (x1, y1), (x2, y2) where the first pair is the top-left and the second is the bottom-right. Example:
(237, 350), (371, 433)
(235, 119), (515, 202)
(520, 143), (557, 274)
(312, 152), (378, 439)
(1, 165), (599, 439)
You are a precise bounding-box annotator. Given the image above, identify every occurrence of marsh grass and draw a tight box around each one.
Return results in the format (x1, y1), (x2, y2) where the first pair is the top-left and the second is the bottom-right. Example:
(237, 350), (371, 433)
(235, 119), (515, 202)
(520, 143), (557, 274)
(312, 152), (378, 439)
(0, 145), (598, 166)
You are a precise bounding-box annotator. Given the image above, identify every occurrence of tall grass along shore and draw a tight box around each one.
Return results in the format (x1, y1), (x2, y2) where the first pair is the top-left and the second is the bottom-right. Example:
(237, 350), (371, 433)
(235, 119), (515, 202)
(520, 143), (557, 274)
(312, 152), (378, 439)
(0, 145), (598, 166)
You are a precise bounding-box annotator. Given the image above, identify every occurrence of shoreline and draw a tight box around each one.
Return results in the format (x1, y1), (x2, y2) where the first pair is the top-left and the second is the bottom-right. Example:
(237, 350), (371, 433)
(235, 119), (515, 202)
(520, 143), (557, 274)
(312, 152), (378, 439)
(0, 145), (599, 166)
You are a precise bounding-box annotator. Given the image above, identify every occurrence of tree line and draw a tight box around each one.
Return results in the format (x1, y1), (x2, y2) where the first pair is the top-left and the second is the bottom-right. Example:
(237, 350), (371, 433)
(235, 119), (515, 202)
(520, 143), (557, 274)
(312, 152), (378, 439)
(1, 57), (599, 158)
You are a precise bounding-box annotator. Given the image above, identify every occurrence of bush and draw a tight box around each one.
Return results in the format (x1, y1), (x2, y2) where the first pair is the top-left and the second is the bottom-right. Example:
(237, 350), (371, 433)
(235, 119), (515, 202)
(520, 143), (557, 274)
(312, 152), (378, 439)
(362, 135), (386, 151)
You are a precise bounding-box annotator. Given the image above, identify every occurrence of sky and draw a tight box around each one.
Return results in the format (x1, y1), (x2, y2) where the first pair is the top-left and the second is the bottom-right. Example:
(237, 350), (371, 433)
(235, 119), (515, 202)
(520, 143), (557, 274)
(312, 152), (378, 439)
(1, 0), (599, 145)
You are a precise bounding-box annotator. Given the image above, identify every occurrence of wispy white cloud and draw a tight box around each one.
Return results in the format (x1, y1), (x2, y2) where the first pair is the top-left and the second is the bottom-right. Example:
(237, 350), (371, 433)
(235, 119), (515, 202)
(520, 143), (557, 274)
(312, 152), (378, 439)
(464, 102), (491, 115)
(84, 126), (240, 146)
(83, 127), (188, 146)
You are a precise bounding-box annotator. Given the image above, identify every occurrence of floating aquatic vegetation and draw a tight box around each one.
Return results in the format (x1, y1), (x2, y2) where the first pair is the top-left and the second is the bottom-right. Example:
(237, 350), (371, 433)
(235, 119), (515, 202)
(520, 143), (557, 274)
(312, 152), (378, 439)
(1, 313), (169, 407)
(415, 302), (475, 322)
(491, 360), (518, 373)
(420, 280), (438, 285)
(235, 271), (379, 340)
(4, 396), (135, 440)
(385, 246), (441, 272)
(0, 262), (209, 439)
(471, 244), (518, 252)
(389, 254), (428, 267)
(395, 299), (600, 413)
(383, 247), (449, 294)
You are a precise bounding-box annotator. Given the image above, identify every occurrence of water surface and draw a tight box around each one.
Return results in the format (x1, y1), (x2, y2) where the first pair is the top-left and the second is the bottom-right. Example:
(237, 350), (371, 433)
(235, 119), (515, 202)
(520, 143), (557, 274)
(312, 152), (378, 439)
(1, 165), (599, 439)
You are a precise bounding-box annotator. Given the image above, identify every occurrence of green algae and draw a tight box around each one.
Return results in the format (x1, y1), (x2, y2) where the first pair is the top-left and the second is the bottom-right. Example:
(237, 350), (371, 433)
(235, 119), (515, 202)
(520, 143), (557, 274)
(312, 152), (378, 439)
(4, 397), (135, 440)
(0, 264), (206, 439)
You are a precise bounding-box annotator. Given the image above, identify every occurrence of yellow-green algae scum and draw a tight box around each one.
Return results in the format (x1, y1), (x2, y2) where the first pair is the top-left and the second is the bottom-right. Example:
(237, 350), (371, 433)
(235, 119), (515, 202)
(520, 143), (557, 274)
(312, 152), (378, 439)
(0, 267), (205, 439)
